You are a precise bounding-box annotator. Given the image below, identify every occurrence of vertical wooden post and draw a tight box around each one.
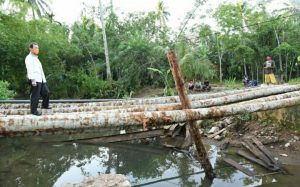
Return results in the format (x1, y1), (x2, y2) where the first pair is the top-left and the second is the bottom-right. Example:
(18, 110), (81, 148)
(167, 50), (215, 180)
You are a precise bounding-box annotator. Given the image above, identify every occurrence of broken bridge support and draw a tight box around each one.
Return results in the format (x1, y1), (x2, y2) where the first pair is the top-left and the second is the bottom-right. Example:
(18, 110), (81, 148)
(167, 50), (215, 180)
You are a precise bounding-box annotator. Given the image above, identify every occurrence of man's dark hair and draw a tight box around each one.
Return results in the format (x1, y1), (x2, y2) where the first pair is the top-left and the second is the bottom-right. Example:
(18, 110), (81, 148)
(29, 42), (38, 49)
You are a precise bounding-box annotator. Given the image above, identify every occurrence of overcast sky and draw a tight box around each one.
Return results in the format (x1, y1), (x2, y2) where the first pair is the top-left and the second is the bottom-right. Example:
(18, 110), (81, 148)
(51, 0), (292, 30)
(52, 0), (236, 28)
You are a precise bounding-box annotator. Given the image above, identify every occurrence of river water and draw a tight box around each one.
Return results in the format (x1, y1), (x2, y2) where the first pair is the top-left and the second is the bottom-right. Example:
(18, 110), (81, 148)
(1, 134), (300, 187)
(2, 104), (300, 187)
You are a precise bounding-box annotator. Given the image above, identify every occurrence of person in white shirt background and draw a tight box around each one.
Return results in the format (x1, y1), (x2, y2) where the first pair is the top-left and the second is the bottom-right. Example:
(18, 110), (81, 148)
(25, 42), (51, 116)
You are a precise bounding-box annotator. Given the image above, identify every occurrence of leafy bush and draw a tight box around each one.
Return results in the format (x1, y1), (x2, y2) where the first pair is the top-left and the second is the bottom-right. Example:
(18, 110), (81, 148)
(63, 69), (123, 99)
(0, 80), (15, 100)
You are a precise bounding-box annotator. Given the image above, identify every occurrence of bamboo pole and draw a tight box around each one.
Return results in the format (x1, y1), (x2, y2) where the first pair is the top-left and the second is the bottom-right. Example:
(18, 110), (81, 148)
(166, 50), (215, 180)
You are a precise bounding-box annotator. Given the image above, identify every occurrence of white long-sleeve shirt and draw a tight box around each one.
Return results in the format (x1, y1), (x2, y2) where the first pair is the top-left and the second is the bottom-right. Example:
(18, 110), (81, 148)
(25, 53), (47, 83)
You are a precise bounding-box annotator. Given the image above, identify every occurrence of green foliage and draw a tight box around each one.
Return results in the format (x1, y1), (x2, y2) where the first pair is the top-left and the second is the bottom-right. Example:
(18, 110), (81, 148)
(0, 80), (15, 100)
(147, 68), (174, 96)
(63, 69), (122, 99)
(1, 1), (300, 99)
(177, 37), (216, 81)
(238, 112), (252, 121)
(223, 78), (243, 89)
(288, 77), (300, 84)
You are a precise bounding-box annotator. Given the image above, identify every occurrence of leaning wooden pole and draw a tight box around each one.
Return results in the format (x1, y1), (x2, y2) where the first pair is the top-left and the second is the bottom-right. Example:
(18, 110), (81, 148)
(166, 50), (215, 180)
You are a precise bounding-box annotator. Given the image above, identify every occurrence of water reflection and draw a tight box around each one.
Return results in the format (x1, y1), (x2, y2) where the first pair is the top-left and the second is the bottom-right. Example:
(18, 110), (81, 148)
(0, 136), (299, 187)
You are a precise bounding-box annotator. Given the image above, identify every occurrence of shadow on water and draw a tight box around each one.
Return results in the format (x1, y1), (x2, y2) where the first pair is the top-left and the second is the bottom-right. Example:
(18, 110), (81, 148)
(0, 135), (300, 187)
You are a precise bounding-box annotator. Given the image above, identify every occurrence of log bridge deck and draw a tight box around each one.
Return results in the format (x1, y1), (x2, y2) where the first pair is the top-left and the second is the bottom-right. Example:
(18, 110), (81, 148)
(1, 84), (300, 137)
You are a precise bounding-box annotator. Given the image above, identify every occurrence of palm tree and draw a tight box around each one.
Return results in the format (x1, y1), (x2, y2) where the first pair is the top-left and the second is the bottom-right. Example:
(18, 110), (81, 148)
(156, 1), (170, 45)
(10, 0), (53, 19)
(156, 0), (170, 28)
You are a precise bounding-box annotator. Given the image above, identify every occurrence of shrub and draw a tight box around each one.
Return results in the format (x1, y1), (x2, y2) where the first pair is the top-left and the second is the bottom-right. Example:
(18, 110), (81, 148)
(0, 80), (15, 100)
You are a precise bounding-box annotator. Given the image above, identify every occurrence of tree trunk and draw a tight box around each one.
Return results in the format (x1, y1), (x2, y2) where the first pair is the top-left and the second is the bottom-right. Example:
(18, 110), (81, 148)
(243, 58), (247, 77)
(285, 53), (288, 81)
(218, 53), (223, 83)
(274, 28), (283, 83)
(256, 62), (259, 81)
(216, 35), (223, 83)
(99, 0), (112, 81)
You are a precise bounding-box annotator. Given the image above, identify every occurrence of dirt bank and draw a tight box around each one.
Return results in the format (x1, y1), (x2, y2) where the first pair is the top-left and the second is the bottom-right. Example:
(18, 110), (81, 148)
(202, 116), (300, 166)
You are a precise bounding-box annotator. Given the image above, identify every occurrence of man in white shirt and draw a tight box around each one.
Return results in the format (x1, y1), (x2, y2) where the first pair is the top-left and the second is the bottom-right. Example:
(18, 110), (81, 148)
(25, 42), (51, 116)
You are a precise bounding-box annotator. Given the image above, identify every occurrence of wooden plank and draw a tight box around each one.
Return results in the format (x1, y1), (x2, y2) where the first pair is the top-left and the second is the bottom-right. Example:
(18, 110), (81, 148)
(251, 137), (282, 167)
(223, 158), (256, 176)
(242, 139), (273, 167)
(237, 150), (280, 171)
(64, 129), (165, 144)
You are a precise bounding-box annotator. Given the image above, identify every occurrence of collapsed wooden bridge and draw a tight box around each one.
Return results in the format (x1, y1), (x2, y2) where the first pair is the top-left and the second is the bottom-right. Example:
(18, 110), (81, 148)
(1, 51), (299, 181)
(0, 84), (300, 137)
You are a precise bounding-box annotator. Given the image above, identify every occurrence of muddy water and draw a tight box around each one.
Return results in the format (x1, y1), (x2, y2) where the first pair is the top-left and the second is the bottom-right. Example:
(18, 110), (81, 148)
(1, 136), (300, 187)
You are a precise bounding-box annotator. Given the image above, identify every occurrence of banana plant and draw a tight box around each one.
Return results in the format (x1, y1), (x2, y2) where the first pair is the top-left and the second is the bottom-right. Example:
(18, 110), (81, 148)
(147, 67), (174, 96)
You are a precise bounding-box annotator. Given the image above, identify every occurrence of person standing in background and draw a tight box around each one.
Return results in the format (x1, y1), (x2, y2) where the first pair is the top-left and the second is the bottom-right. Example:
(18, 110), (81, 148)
(264, 56), (277, 85)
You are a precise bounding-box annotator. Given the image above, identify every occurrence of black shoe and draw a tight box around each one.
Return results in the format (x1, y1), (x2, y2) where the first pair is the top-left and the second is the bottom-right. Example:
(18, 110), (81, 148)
(41, 107), (52, 109)
(32, 111), (42, 116)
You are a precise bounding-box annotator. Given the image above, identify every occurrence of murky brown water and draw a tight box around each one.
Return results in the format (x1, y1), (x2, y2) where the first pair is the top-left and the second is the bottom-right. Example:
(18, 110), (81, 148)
(1, 135), (300, 187)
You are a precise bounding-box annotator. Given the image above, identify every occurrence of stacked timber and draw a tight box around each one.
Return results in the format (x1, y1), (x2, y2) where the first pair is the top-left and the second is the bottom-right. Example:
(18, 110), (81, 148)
(1, 84), (300, 136)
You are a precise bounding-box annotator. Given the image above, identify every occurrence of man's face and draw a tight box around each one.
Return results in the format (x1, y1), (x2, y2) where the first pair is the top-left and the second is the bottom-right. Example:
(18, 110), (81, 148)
(30, 45), (39, 55)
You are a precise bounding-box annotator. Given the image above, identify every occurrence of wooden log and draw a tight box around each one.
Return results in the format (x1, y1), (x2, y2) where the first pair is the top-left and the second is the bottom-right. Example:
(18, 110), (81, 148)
(251, 137), (282, 167)
(2, 89), (300, 116)
(242, 139), (273, 167)
(167, 50), (215, 180)
(0, 85), (294, 110)
(236, 150), (279, 171)
(223, 158), (256, 176)
(65, 129), (165, 144)
(1, 95), (300, 137)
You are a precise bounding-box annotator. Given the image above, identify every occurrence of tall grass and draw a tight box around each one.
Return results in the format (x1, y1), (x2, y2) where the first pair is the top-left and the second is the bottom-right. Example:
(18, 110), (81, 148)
(288, 78), (300, 85)
(223, 78), (244, 89)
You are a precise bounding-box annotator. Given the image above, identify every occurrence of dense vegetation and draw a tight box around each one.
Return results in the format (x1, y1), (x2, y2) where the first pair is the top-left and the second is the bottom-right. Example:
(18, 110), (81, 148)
(0, 0), (299, 99)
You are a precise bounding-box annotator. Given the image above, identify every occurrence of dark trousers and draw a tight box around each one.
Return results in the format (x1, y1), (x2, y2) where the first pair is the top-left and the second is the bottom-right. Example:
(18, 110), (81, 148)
(30, 82), (50, 113)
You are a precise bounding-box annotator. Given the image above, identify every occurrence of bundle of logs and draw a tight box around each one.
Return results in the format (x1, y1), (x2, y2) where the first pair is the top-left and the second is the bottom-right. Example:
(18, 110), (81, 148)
(1, 84), (300, 137)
